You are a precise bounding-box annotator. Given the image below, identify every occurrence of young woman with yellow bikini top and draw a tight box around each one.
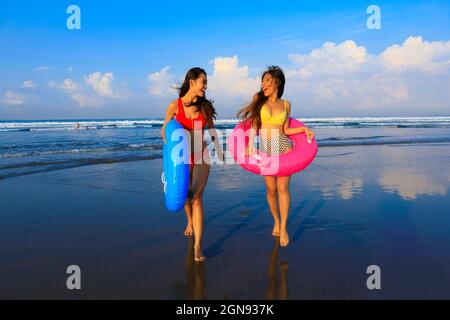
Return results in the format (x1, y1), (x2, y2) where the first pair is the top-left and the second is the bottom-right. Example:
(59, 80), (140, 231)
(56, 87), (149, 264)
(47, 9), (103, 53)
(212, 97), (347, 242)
(237, 66), (314, 247)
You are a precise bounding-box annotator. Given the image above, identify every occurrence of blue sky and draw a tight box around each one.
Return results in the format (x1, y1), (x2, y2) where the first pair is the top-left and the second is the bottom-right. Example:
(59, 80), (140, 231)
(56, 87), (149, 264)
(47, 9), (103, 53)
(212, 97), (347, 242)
(1, 0), (449, 119)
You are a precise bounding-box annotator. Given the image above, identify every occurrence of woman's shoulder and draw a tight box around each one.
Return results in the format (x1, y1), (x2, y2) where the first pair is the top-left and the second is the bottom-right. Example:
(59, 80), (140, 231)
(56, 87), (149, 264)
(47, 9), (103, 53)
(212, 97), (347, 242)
(168, 99), (179, 110)
(283, 99), (291, 110)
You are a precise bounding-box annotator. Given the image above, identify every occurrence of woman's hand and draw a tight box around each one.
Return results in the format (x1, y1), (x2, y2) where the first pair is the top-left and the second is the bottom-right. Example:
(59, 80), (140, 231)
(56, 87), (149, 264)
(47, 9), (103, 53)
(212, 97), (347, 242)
(245, 145), (255, 156)
(305, 128), (315, 142)
(161, 129), (166, 144)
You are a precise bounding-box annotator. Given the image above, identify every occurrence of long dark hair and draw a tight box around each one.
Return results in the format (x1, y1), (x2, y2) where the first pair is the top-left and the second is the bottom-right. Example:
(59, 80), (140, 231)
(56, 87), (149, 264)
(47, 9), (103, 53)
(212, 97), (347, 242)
(237, 66), (285, 129)
(178, 67), (216, 128)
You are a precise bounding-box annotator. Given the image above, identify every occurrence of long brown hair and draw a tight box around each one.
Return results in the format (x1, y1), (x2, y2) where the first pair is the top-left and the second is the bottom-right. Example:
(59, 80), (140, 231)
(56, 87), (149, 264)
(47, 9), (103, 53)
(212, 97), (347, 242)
(237, 66), (286, 129)
(178, 67), (216, 128)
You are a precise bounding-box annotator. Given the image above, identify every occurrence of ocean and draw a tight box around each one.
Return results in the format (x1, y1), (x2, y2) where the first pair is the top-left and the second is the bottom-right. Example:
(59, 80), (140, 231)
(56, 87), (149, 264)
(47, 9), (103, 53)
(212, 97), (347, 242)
(1, 116), (450, 180)
(1, 116), (450, 299)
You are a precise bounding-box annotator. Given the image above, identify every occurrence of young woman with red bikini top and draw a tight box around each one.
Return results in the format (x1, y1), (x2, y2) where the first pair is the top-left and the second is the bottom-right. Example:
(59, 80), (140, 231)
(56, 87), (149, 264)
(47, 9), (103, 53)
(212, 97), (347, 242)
(161, 67), (223, 262)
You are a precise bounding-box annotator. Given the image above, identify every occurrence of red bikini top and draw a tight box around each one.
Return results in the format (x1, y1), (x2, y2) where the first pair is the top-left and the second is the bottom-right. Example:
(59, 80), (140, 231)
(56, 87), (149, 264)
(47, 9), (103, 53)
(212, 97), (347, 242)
(175, 98), (207, 130)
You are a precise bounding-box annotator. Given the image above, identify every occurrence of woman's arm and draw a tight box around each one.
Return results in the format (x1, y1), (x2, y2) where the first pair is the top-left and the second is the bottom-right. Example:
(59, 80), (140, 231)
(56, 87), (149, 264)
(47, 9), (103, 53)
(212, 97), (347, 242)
(207, 124), (225, 162)
(247, 120), (257, 155)
(246, 94), (259, 155)
(160, 100), (177, 144)
(283, 100), (315, 140)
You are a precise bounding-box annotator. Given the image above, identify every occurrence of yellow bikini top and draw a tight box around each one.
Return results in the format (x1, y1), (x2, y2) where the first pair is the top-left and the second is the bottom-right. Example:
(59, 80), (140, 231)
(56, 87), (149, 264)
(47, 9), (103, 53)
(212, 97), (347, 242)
(261, 100), (287, 125)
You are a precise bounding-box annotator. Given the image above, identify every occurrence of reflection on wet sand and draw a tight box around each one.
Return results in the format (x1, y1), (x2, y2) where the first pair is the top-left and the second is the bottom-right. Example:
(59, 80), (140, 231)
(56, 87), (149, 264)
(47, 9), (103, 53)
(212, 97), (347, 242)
(379, 170), (449, 200)
(185, 237), (206, 300)
(303, 144), (450, 202)
(302, 161), (364, 201)
(171, 237), (291, 300)
(170, 237), (206, 300)
(377, 146), (450, 200)
(266, 239), (289, 300)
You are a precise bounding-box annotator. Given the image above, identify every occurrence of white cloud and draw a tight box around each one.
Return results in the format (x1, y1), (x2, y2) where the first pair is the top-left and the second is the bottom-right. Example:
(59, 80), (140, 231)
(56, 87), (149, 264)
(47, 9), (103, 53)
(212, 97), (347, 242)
(84, 72), (118, 98)
(2, 91), (24, 106)
(68, 92), (103, 107)
(288, 40), (368, 76)
(141, 39), (448, 116)
(148, 66), (176, 96)
(36, 36), (450, 116)
(61, 79), (79, 91)
(36, 66), (50, 72)
(380, 36), (450, 73)
(147, 59), (260, 102)
(68, 67), (74, 72)
(284, 36), (450, 115)
(23, 80), (37, 88)
(48, 79), (99, 107)
(208, 55), (260, 99)
(49, 73), (122, 107)
(47, 79), (79, 91)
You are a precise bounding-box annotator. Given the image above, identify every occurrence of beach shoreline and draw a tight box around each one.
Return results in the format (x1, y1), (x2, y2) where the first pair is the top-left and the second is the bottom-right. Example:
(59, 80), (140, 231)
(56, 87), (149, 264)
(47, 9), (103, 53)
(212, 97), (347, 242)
(1, 142), (449, 299)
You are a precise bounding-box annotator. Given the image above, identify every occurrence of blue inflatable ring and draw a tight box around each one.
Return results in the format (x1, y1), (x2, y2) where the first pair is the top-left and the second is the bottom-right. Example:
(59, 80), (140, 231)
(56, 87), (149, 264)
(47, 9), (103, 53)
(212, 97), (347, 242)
(162, 120), (190, 212)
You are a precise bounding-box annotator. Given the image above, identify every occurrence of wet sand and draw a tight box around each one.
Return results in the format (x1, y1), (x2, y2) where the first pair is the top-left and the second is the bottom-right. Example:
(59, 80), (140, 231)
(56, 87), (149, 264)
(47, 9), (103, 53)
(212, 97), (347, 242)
(1, 143), (449, 299)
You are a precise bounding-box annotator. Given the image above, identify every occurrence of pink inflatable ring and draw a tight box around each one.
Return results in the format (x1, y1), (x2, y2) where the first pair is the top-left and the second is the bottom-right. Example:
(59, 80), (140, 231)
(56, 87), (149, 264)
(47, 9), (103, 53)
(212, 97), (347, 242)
(227, 118), (318, 176)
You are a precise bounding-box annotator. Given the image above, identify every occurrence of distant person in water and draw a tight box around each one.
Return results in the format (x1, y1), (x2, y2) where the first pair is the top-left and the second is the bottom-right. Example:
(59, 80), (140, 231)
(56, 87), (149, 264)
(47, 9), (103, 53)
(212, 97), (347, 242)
(75, 123), (81, 129)
(161, 67), (223, 262)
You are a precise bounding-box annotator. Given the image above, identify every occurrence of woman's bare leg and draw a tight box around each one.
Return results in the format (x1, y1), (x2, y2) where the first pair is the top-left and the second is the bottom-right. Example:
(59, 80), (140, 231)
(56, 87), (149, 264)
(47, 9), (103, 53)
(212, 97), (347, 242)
(190, 162), (210, 261)
(184, 168), (194, 236)
(264, 176), (280, 237)
(277, 176), (291, 247)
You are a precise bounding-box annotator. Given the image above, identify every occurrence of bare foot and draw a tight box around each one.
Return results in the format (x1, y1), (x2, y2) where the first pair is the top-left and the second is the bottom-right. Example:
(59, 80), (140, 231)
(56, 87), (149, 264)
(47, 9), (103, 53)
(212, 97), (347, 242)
(280, 229), (289, 247)
(194, 246), (205, 262)
(184, 224), (193, 237)
(272, 224), (280, 237)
